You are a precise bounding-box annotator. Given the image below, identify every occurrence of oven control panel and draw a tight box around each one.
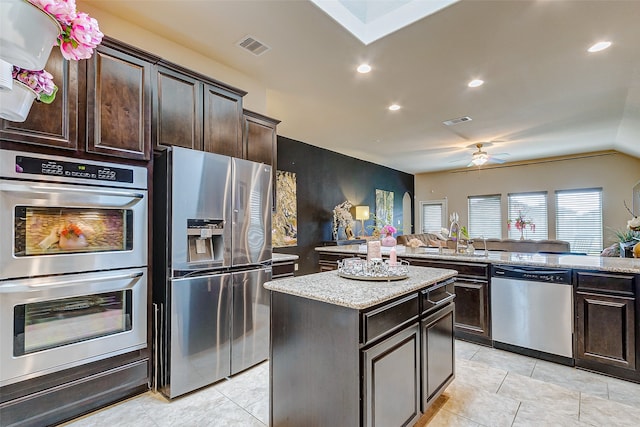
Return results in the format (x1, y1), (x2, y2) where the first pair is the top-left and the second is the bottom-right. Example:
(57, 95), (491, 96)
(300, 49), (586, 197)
(14, 155), (134, 183)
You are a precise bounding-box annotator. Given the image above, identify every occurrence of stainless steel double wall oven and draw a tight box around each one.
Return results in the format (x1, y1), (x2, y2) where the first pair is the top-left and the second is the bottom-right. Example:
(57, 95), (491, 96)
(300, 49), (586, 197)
(0, 149), (148, 387)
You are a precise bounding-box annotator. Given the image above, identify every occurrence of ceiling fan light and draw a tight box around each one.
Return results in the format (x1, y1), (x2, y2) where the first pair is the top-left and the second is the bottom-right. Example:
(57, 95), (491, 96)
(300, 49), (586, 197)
(588, 41), (612, 53)
(471, 153), (488, 166)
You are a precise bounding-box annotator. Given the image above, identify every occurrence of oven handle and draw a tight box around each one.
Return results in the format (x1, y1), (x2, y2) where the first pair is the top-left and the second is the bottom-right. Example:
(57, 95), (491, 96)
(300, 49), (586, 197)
(0, 272), (144, 293)
(0, 183), (145, 202)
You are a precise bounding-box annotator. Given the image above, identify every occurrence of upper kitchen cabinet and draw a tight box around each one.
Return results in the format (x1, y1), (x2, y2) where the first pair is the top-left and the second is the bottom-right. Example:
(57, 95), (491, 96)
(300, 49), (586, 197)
(0, 49), (82, 151)
(153, 62), (203, 150)
(203, 82), (244, 157)
(153, 60), (246, 157)
(243, 110), (280, 166)
(86, 39), (157, 161)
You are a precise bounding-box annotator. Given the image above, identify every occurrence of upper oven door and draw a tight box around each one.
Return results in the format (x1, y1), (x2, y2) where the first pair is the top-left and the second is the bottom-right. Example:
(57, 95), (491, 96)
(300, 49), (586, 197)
(0, 180), (148, 280)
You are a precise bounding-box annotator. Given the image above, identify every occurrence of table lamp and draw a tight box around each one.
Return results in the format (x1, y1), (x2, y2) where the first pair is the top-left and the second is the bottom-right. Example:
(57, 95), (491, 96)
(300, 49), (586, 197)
(354, 205), (370, 238)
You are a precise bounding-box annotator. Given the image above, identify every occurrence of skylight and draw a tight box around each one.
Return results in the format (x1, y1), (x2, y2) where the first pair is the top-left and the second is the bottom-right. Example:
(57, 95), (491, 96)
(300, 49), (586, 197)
(309, 0), (459, 45)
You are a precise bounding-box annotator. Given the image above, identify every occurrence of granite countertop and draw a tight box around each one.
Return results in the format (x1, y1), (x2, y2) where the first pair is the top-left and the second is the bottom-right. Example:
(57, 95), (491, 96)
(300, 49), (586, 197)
(315, 244), (640, 274)
(264, 266), (456, 310)
(272, 252), (299, 262)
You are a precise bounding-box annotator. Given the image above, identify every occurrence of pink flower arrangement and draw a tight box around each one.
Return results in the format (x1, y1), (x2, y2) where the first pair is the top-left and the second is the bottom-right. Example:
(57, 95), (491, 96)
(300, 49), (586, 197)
(507, 212), (535, 232)
(28, 0), (103, 61)
(380, 225), (397, 236)
(12, 66), (57, 103)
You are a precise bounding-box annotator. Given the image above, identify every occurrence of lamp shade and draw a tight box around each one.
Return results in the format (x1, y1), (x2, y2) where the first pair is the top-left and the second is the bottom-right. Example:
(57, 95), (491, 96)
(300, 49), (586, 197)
(354, 205), (370, 221)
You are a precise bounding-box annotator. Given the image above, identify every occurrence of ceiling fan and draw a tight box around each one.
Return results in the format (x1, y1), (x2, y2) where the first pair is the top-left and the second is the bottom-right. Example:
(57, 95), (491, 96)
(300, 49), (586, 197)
(467, 143), (508, 167)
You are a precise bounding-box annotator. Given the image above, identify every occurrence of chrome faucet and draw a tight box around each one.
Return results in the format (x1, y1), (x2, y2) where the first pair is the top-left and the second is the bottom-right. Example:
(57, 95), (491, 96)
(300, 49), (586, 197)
(448, 212), (460, 253)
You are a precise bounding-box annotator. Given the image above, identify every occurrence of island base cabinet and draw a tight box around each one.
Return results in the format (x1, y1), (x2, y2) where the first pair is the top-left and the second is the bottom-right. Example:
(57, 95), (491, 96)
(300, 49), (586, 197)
(270, 292), (360, 427)
(362, 324), (421, 427)
(422, 303), (455, 409)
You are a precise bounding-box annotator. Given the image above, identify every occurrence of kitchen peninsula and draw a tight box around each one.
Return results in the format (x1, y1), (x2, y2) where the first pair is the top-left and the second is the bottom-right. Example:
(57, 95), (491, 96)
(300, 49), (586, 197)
(264, 266), (457, 427)
(316, 245), (640, 384)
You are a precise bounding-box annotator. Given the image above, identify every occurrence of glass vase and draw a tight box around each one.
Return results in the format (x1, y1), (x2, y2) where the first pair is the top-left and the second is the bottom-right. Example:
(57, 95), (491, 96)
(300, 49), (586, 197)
(381, 235), (396, 247)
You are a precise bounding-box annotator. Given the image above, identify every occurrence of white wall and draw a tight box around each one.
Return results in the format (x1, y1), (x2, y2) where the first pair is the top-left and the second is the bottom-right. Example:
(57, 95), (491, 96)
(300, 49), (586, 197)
(414, 151), (640, 247)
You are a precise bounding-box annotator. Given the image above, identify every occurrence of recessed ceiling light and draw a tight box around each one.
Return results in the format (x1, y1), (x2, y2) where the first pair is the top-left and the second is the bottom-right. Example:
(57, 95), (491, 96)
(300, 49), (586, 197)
(468, 79), (484, 88)
(388, 104), (401, 111)
(357, 63), (371, 73)
(588, 41), (612, 53)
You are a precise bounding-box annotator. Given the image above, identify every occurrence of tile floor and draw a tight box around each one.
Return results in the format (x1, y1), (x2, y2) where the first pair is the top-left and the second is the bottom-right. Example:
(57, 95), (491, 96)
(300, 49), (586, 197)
(61, 340), (640, 427)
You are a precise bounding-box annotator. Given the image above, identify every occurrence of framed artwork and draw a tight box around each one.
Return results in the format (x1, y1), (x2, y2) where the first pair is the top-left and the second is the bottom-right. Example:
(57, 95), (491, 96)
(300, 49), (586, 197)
(375, 189), (394, 227)
(273, 170), (297, 247)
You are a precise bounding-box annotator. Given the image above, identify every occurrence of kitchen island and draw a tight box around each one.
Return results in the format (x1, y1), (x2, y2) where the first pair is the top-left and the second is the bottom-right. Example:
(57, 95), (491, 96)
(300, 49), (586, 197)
(264, 266), (457, 427)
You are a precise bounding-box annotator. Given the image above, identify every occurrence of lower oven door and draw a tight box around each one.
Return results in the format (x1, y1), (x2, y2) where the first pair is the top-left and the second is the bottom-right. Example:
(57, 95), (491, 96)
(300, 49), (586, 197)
(0, 267), (147, 387)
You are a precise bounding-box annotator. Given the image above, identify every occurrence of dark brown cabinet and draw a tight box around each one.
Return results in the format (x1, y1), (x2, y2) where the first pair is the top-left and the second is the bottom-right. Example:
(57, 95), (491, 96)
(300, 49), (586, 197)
(408, 259), (491, 345)
(270, 279), (453, 427)
(0, 49), (82, 151)
(575, 270), (637, 381)
(153, 64), (203, 150)
(203, 83), (243, 157)
(154, 61), (245, 158)
(86, 41), (154, 161)
(421, 302), (455, 409)
(243, 110), (279, 165)
(272, 258), (296, 279)
(363, 323), (421, 427)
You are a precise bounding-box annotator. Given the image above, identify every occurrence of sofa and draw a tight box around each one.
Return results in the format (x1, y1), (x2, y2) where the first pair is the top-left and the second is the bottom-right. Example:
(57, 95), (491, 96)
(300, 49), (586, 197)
(397, 233), (572, 254)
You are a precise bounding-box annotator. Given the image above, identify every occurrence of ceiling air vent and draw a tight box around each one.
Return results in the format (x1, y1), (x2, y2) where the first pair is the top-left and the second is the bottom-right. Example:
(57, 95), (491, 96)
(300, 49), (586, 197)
(237, 35), (270, 56)
(442, 116), (472, 126)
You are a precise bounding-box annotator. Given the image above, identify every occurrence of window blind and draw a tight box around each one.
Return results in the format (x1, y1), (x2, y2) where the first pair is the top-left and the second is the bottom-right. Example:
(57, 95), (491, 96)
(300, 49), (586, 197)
(421, 201), (445, 233)
(556, 189), (603, 255)
(468, 195), (502, 238)
(507, 192), (548, 240)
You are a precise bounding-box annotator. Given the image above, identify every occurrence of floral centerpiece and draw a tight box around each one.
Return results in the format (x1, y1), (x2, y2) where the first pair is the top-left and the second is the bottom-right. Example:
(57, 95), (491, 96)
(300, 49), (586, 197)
(7, 0), (103, 106)
(11, 66), (57, 103)
(611, 201), (640, 258)
(332, 200), (354, 240)
(380, 225), (396, 237)
(28, 0), (103, 61)
(507, 211), (535, 240)
(380, 224), (397, 247)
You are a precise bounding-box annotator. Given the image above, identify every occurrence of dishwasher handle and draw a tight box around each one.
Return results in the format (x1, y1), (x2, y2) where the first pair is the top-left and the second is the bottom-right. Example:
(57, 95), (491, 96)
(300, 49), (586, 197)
(492, 264), (571, 284)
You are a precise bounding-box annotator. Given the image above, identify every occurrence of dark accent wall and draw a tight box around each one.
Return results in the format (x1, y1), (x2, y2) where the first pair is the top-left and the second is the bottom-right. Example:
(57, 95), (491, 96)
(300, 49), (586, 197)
(275, 136), (415, 275)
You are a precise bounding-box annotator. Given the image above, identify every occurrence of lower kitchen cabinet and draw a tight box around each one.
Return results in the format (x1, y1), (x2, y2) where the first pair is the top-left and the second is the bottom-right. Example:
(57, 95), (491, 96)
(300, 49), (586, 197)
(451, 277), (489, 343)
(271, 259), (296, 279)
(574, 270), (638, 381)
(421, 302), (455, 408)
(407, 258), (490, 345)
(363, 323), (421, 427)
(270, 278), (455, 426)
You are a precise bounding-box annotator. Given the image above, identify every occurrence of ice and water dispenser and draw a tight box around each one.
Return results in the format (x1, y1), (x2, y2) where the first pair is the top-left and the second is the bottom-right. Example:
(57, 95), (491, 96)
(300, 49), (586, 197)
(186, 219), (224, 263)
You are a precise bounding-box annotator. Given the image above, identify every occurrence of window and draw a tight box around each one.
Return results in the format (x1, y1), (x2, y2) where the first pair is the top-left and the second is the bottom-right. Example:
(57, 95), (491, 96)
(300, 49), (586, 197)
(556, 188), (603, 255)
(420, 200), (447, 233)
(507, 192), (548, 240)
(468, 195), (501, 238)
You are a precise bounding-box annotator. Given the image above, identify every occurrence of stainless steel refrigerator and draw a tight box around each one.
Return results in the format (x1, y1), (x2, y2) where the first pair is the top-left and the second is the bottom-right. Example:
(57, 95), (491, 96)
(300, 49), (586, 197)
(153, 146), (272, 399)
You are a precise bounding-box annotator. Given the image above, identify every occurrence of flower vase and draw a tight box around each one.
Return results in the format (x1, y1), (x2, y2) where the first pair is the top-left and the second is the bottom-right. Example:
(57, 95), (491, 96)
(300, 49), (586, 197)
(520, 230), (524, 240)
(381, 234), (396, 247)
(0, 0), (62, 70)
(0, 80), (37, 122)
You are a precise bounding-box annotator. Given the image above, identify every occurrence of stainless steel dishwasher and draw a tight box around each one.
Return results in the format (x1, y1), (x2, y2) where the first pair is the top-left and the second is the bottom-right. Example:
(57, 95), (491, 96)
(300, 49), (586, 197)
(491, 264), (573, 364)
